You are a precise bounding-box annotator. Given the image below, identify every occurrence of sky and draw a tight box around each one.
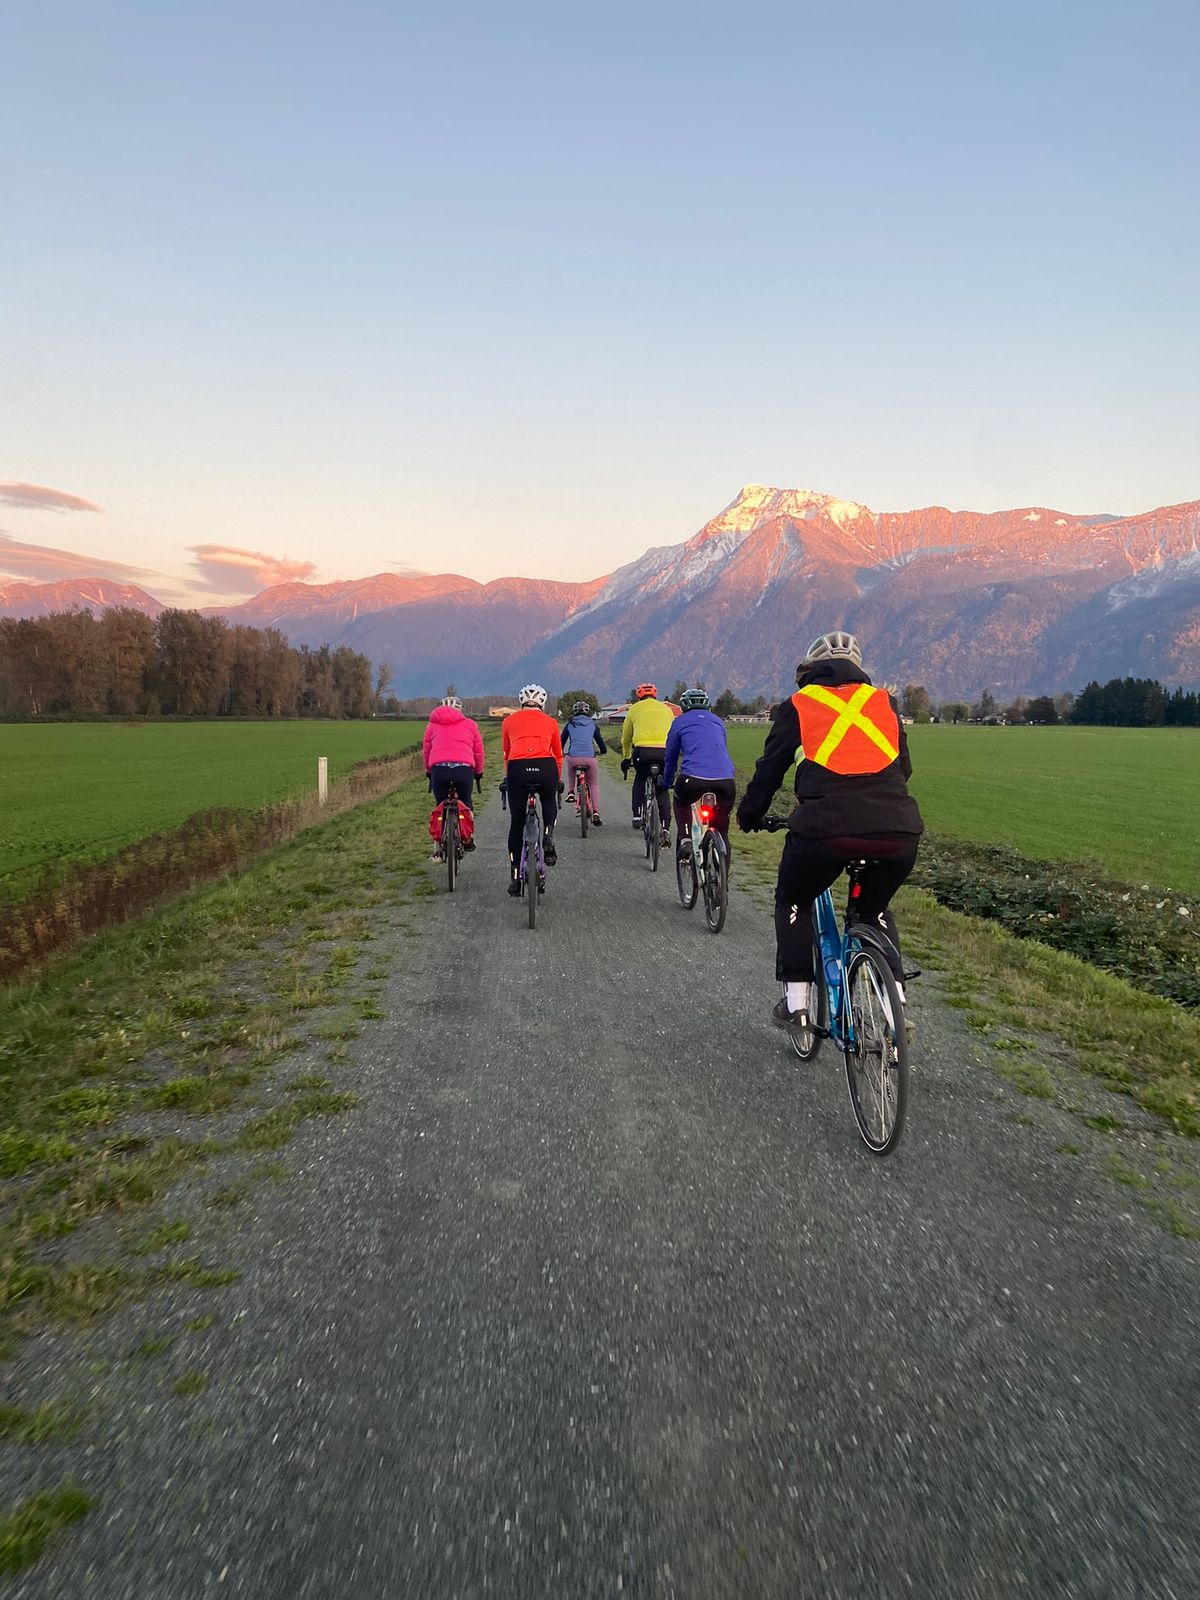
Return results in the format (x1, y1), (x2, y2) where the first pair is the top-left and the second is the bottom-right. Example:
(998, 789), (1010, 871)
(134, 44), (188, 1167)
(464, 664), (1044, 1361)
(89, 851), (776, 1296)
(2, 0), (1198, 602)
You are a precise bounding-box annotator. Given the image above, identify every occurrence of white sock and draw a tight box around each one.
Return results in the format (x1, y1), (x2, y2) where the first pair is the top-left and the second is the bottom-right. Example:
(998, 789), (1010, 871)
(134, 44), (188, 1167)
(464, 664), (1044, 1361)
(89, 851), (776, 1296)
(895, 982), (907, 1004)
(785, 981), (811, 1014)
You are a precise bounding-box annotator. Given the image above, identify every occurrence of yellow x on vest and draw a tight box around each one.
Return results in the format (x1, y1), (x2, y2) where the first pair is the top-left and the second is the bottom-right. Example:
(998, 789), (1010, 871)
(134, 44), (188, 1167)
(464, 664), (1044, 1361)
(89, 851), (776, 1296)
(793, 682), (899, 773)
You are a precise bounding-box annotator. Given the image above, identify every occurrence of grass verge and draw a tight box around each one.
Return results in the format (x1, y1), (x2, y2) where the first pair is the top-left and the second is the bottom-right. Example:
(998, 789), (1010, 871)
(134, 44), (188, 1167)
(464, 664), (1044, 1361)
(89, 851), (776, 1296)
(0, 747), (422, 984)
(0, 1483), (93, 1576)
(0, 755), (450, 1355)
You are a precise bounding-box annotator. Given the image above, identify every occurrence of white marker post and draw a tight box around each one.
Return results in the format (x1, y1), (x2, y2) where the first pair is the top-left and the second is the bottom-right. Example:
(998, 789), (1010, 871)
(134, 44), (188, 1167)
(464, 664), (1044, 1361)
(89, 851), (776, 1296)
(317, 756), (328, 805)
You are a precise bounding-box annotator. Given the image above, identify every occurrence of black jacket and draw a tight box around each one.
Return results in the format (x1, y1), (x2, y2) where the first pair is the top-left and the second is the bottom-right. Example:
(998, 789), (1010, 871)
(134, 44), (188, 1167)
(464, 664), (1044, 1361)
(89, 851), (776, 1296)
(737, 659), (924, 839)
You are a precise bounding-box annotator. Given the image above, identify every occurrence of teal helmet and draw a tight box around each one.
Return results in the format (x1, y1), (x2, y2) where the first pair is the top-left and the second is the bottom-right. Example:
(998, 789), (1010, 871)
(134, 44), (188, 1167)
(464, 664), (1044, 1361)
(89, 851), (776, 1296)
(680, 687), (710, 711)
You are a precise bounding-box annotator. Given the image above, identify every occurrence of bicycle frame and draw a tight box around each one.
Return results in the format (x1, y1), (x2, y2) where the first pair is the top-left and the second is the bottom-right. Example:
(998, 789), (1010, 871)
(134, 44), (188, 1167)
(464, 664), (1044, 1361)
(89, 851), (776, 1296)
(813, 870), (903, 1052)
(691, 791), (719, 868)
(517, 788), (545, 890)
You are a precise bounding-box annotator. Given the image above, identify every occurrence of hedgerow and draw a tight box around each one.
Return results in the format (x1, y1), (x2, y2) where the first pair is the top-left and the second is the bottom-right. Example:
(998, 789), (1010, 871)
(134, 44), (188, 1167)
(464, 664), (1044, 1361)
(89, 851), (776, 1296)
(911, 833), (1200, 1008)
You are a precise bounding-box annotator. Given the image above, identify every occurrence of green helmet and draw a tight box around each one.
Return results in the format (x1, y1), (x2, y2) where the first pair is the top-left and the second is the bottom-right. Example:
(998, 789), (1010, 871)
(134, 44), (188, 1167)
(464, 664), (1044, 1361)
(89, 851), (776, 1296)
(680, 687), (710, 711)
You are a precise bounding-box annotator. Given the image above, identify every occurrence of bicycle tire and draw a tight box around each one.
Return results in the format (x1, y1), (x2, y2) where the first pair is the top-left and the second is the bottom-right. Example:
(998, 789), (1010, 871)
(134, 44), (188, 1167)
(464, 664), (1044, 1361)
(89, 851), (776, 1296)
(649, 809), (660, 872)
(528, 868), (538, 929)
(702, 835), (728, 933)
(580, 785), (589, 838)
(843, 947), (909, 1155)
(444, 808), (458, 893)
(676, 840), (698, 909)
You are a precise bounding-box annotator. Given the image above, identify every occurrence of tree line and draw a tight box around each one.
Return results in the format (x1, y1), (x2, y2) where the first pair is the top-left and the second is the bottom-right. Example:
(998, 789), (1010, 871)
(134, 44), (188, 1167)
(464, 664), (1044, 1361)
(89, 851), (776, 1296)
(898, 679), (1199, 727)
(0, 607), (389, 719)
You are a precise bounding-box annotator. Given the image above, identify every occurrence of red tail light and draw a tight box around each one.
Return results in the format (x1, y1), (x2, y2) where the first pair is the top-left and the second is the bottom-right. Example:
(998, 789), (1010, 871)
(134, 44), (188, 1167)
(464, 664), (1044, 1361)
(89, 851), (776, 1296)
(697, 805), (714, 825)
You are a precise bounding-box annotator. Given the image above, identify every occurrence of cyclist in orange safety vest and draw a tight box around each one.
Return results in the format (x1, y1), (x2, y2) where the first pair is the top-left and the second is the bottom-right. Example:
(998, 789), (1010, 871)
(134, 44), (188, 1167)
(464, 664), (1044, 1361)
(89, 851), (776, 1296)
(736, 631), (924, 1034)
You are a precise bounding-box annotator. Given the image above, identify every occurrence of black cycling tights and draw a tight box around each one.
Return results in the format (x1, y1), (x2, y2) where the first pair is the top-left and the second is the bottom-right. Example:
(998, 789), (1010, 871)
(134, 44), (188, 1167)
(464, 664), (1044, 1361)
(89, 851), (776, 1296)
(774, 832), (920, 982)
(505, 758), (559, 867)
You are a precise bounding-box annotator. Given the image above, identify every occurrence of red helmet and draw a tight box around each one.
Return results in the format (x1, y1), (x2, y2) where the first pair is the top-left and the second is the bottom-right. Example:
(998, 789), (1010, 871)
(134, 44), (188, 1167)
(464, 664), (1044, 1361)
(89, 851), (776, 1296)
(634, 683), (657, 700)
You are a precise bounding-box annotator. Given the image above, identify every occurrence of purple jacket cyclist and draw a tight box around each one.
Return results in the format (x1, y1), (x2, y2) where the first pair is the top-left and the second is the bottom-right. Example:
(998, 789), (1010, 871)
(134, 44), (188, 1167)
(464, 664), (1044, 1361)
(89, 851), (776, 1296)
(561, 701), (608, 825)
(661, 688), (737, 861)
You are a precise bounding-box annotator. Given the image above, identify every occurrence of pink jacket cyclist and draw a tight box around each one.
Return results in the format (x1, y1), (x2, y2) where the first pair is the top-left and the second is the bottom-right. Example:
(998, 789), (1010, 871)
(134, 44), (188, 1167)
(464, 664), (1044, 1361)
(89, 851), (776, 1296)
(424, 698), (485, 806)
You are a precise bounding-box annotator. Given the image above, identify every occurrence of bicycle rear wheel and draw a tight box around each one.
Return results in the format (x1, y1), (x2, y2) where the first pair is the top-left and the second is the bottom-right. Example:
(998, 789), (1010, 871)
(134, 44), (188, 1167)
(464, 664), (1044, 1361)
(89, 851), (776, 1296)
(843, 947), (908, 1154)
(528, 869), (538, 928)
(676, 840), (698, 909)
(701, 835), (727, 933)
(580, 785), (589, 838)
(444, 808), (458, 893)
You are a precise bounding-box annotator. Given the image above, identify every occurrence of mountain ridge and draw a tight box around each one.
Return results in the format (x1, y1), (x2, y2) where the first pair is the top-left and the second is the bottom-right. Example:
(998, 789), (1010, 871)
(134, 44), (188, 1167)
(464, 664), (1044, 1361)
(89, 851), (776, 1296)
(3, 485), (1198, 697)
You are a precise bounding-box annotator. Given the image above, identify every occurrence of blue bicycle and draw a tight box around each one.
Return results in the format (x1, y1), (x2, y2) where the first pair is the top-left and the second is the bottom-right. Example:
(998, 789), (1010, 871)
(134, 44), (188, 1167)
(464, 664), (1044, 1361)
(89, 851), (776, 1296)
(763, 818), (910, 1155)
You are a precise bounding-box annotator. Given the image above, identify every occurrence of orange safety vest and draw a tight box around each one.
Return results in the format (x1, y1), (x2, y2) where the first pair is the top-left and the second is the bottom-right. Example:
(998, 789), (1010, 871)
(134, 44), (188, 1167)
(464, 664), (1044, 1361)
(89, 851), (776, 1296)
(791, 683), (900, 775)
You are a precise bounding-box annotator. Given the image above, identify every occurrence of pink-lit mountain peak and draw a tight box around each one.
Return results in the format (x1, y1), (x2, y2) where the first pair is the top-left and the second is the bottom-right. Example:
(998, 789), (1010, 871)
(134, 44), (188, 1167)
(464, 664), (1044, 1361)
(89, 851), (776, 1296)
(708, 484), (872, 535)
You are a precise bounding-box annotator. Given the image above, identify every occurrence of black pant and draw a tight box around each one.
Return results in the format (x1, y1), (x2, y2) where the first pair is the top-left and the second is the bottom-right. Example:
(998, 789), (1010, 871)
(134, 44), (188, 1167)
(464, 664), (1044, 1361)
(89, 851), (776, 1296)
(673, 776), (736, 856)
(506, 758), (559, 868)
(631, 746), (670, 826)
(774, 832), (920, 982)
(430, 763), (477, 806)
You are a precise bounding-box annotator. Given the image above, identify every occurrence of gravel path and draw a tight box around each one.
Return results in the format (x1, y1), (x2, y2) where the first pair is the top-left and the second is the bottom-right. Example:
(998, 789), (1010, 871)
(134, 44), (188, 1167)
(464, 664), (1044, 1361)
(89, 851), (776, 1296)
(17, 786), (1198, 1599)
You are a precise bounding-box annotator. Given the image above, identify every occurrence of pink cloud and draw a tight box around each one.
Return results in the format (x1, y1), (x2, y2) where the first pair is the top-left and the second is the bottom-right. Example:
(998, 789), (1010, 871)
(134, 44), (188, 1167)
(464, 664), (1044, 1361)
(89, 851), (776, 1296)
(0, 533), (158, 582)
(0, 481), (102, 513)
(187, 543), (318, 594)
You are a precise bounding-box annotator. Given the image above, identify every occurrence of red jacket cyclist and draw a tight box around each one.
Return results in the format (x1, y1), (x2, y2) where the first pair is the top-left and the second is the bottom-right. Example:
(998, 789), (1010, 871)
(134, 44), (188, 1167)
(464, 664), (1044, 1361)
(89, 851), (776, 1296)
(501, 686), (563, 894)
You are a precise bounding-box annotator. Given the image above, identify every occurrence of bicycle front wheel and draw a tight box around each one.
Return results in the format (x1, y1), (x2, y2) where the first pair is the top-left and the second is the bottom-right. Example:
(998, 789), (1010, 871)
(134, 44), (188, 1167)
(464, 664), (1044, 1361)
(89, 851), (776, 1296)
(701, 836), (727, 933)
(843, 948), (908, 1154)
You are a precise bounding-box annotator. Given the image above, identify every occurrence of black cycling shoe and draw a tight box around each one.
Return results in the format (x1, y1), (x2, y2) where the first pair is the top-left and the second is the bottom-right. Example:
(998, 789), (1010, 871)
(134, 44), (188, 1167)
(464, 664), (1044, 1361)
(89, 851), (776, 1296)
(544, 840), (557, 866)
(592, 815), (603, 827)
(771, 999), (810, 1032)
(507, 880), (521, 897)
(463, 839), (476, 852)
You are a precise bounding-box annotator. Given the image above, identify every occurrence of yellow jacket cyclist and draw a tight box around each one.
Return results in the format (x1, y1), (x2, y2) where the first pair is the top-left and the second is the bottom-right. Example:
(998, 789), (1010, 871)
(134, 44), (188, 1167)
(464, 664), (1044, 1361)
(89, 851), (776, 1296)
(620, 683), (679, 838)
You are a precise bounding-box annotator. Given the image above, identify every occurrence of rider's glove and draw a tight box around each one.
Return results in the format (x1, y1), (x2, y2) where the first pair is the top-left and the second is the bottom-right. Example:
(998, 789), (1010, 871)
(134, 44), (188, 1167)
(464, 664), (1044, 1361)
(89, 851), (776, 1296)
(735, 807), (757, 833)
(620, 759), (631, 776)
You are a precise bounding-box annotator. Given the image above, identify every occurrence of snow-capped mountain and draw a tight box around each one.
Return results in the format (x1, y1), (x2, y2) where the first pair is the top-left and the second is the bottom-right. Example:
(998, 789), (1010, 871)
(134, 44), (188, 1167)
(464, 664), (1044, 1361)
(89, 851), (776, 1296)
(0, 578), (164, 619)
(3, 486), (1199, 697)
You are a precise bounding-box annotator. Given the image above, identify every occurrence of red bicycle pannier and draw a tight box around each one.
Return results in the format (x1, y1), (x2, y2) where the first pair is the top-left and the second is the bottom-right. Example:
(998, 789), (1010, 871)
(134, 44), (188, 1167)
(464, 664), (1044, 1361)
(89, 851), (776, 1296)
(429, 801), (475, 845)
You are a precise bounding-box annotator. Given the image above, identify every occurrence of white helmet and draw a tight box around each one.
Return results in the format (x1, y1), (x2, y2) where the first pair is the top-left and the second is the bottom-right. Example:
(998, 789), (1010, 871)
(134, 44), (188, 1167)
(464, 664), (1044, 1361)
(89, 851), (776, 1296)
(441, 695), (463, 710)
(801, 631), (862, 669)
(518, 684), (548, 709)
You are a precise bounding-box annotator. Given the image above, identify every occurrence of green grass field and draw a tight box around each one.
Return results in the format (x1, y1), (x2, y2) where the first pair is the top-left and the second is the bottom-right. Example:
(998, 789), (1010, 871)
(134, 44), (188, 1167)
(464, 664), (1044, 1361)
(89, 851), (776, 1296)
(725, 724), (1200, 894)
(0, 721), (426, 898)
